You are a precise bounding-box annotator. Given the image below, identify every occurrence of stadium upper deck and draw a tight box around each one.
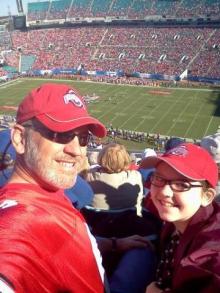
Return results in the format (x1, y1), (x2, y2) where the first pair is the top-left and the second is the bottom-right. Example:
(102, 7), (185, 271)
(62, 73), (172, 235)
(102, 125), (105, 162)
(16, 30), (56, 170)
(26, 0), (220, 21)
(0, 1), (220, 83)
(0, 26), (218, 80)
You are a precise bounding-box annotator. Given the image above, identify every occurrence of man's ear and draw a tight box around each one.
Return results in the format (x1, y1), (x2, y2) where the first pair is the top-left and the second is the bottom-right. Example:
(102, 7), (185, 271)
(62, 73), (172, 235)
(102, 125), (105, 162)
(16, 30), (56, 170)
(11, 124), (26, 155)
(201, 188), (216, 207)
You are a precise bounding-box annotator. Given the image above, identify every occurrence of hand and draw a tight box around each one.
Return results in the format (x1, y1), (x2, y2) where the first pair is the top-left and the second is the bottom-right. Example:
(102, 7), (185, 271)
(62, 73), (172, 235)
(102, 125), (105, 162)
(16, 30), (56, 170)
(117, 235), (153, 252)
(146, 282), (163, 293)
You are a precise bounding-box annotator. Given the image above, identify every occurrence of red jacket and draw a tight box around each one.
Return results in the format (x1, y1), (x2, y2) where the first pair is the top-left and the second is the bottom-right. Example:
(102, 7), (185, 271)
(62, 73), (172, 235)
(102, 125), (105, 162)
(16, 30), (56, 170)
(0, 183), (104, 293)
(159, 202), (220, 293)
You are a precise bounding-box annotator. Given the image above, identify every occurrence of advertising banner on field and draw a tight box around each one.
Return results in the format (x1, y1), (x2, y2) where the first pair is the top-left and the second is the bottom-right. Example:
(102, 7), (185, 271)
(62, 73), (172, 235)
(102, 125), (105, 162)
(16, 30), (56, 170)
(137, 72), (179, 81)
(52, 68), (77, 74)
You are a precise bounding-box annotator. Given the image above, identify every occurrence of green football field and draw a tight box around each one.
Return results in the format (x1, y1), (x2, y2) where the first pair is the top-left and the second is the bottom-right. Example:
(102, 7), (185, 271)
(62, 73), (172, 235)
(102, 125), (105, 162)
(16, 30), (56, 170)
(0, 78), (220, 142)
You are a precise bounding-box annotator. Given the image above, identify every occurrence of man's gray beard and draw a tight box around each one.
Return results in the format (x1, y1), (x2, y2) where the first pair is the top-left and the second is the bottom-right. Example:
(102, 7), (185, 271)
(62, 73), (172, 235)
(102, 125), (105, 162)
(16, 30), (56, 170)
(24, 132), (75, 189)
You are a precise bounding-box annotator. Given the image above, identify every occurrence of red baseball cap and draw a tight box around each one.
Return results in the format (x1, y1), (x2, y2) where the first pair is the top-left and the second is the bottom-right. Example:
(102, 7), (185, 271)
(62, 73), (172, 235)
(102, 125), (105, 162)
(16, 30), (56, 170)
(140, 143), (218, 188)
(16, 83), (106, 137)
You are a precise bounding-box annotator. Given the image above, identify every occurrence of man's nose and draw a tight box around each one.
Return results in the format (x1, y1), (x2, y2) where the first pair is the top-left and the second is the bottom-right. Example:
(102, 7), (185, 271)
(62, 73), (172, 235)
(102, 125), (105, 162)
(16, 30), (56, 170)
(63, 136), (83, 156)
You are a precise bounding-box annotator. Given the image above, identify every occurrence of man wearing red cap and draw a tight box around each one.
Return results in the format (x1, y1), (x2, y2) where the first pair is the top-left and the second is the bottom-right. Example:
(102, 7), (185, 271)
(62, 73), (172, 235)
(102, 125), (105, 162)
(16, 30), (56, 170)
(141, 143), (220, 293)
(0, 83), (107, 292)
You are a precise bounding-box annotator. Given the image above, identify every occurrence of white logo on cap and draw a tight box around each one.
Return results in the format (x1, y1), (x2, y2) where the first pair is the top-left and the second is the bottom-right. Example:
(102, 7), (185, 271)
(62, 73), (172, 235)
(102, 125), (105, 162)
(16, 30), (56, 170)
(63, 90), (84, 108)
(167, 145), (187, 157)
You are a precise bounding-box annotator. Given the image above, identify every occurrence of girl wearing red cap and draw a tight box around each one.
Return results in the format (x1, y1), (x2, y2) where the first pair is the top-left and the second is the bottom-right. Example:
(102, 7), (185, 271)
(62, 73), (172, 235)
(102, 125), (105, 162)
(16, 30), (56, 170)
(142, 143), (220, 293)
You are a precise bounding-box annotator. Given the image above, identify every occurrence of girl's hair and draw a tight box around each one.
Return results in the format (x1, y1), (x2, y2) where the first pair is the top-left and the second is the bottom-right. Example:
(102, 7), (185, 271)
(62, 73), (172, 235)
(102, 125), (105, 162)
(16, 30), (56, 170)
(202, 180), (212, 191)
(98, 143), (131, 173)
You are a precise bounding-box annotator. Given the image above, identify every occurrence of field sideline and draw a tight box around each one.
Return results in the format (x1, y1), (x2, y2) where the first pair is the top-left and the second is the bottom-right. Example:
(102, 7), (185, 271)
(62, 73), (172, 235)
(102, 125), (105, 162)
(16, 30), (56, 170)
(0, 78), (220, 141)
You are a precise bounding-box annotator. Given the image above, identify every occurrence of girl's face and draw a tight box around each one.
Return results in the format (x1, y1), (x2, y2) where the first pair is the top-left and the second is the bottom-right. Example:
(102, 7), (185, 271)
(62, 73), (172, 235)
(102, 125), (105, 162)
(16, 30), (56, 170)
(150, 162), (205, 233)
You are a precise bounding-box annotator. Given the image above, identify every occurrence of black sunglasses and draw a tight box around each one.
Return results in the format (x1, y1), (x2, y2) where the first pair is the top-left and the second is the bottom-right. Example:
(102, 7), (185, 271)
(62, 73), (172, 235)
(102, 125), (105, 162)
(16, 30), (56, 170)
(44, 129), (90, 146)
(23, 122), (90, 146)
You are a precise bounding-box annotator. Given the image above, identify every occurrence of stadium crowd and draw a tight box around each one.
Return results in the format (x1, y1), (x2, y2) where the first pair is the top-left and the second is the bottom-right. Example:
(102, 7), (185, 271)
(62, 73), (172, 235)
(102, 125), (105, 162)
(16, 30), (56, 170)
(0, 26), (219, 79)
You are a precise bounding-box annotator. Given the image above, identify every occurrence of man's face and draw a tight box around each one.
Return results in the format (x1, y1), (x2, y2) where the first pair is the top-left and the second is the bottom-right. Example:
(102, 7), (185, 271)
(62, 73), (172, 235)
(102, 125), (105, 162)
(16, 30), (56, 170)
(150, 162), (204, 233)
(23, 124), (88, 190)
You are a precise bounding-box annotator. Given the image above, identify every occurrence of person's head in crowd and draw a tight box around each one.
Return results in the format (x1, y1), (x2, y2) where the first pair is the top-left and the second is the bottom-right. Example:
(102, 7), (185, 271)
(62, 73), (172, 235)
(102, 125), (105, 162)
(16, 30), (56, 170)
(10, 82), (106, 190)
(140, 143), (217, 233)
(139, 148), (157, 183)
(88, 151), (99, 167)
(200, 133), (220, 201)
(129, 152), (139, 170)
(130, 153), (137, 163)
(0, 153), (13, 170)
(164, 137), (185, 152)
(200, 133), (220, 165)
(97, 143), (131, 173)
(141, 148), (157, 160)
(0, 129), (16, 187)
(0, 129), (16, 171)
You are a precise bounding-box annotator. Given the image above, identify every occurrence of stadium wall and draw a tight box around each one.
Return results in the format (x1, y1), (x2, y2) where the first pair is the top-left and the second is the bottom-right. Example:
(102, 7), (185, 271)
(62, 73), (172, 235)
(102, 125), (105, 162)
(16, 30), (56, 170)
(24, 68), (220, 85)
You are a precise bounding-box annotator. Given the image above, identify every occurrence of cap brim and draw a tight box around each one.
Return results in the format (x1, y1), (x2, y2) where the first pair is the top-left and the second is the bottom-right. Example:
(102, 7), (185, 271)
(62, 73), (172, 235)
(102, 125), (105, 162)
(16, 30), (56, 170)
(36, 115), (106, 137)
(140, 156), (206, 182)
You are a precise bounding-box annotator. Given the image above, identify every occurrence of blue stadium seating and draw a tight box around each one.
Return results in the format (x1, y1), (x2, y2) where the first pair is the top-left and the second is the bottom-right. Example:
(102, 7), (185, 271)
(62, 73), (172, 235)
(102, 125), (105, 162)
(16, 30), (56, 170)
(28, 1), (50, 12)
(27, 0), (220, 19)
(91, 0), (112, 14)
(51, 0), (71, 11)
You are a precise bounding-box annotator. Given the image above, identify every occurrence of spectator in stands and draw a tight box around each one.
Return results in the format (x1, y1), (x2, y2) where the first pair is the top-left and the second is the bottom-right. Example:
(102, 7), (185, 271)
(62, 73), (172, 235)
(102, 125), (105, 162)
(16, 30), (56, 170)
(140, 143), (220, 292)
(142, 137), (185, 215)
(88, 150), (100, 169)
(8, 26), (220, 79)
(82, 143), (160, 285)
(85, 142), (144, 215)
(138, 148), (158, 217)
(200, 133), (220, 202)
(0, 128), (95, 209)
(68, 163), (158, 265)
(0, 83), (108, 292)
(129, 152), (139, 170)
(0, 129), (15, 187)
(164, 137), (185, 152)
(69, 150), (159, 293)
(139, 148), (157, 182)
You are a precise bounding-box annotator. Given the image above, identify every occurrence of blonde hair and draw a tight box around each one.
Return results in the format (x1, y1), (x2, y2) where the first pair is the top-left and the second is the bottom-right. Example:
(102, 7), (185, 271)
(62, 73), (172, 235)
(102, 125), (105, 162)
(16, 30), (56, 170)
(98, 143), (131, 173)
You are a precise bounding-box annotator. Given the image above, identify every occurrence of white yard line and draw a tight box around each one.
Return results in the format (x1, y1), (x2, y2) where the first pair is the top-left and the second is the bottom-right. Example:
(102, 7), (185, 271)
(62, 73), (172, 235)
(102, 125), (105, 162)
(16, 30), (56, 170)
(112, 93), (144, 126)
(203, 116), (214, 136)
(150, 94), (184, 133)
(122, 97), (156, 130)
(0, 79), (21, 89)
(166, 90), (200, 135)
(183, 103), (204, 137)
(98, 89), (135, 121)
(133, 97), (166, 131)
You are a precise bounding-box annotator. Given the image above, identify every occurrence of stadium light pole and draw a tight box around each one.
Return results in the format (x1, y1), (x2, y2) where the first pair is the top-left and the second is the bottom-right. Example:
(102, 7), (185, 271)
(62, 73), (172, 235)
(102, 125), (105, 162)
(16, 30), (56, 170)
(16, 0), (24, 14)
